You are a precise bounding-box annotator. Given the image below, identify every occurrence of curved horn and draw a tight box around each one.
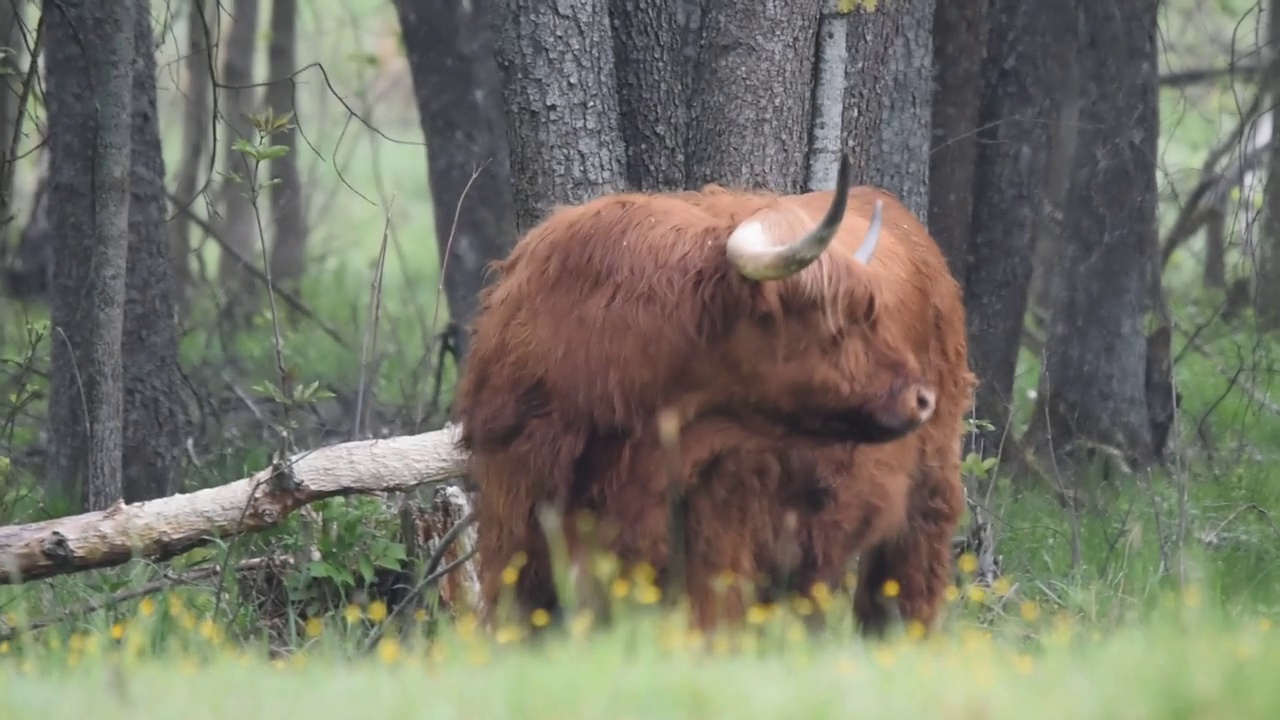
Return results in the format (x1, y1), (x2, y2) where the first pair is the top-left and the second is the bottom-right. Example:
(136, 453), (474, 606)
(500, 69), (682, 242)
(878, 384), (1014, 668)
(853, 199), (883, 265)
(726, 154), (852, 281)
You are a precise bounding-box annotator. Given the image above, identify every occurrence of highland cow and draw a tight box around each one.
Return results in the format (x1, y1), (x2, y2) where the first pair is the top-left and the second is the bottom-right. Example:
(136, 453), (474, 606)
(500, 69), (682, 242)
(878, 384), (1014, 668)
(453, 154), (976, 637)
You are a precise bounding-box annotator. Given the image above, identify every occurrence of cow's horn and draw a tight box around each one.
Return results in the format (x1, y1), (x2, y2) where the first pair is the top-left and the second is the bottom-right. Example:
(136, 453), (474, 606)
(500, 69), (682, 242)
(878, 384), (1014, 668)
(726, 154), (853, 281)
(853, 199), (883, 266)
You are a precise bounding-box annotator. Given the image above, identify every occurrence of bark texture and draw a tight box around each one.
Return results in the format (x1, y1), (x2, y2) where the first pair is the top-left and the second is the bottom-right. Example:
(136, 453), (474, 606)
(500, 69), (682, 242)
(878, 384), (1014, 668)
(266, 0), (308, 288)
(610, 0), (689, 190)
(1026, 66), (1081, 320)
(490, 0), (626, 232)
(677, 0), (702, 69)
(687, 0), (820, 191)
(395, 0), (519, 353)
(1028, 0), (1163, 465)
(45, 0), (137, 511)
(927, 0), (987, 278)
(842, 0), (934, 219)
(964, 0), (1073, 447)
(123, 1), (186, 503)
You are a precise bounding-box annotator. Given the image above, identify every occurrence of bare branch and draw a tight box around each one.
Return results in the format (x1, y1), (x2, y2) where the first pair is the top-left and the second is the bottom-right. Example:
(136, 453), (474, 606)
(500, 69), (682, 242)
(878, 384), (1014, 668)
(1159, 63), (1262, 88)
(0, 425), (467, 585)
(1160, 90), (1274, 268)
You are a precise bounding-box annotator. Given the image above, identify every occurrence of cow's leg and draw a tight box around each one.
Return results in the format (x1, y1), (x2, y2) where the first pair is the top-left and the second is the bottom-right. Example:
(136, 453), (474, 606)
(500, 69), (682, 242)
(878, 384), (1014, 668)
(472, 421), (589, 632)
(852, 458), (964, 637)
(474, 470), (561, 629)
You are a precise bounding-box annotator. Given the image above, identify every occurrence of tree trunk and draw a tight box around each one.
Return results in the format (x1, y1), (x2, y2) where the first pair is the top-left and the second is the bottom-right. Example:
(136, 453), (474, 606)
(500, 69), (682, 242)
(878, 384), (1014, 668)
(806, 0), (848, 192)
(610, 0), (689, 191)
(1027, 0), (1163, 467)
(265, 0), (308, 289)
(215, 0), (262, 306)
(676, 0), (702, 73)
(841, 0), (934, 219)
(122, 0), (186, 503)
(45, 0), (138, 512)
(1259, 0), (1280, 329)
(0, 0), (24, 241)
(687, 0), (820, 191)
(394, 0), (519, 356)
(964, 0), (1074, 450)
(490, 0), (627, 233)
(927, 0), (988, 279)
(170, 0), (212, 314)
(1026, 64), (1082, 322)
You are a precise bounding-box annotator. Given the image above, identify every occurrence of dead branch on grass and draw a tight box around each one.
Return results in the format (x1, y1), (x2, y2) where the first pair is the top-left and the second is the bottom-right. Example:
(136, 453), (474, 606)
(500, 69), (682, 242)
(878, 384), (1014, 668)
(0, 424), (467, 584)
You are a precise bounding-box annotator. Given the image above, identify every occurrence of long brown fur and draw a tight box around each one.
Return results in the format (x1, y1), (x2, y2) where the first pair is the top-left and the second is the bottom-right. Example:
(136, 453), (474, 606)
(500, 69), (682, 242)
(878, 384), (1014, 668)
(452, 181), (976, 637)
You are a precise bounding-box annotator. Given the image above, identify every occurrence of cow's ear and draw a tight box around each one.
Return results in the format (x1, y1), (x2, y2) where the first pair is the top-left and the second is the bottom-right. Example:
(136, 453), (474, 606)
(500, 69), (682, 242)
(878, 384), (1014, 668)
(860, 290), (879, 326)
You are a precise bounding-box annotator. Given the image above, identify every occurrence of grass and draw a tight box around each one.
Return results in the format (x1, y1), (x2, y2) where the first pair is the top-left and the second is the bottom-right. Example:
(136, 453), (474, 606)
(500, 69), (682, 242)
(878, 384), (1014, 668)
(1, 575), (1277, 719)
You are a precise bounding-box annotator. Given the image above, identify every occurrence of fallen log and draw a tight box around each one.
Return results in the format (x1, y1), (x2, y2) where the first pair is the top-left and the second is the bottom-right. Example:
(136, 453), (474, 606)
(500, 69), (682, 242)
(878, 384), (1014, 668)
(0, 424), (468, 585)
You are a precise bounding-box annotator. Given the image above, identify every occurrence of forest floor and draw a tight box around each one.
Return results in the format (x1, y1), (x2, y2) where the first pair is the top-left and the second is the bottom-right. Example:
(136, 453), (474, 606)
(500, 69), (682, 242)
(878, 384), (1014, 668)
(1, 591), (1277, 720)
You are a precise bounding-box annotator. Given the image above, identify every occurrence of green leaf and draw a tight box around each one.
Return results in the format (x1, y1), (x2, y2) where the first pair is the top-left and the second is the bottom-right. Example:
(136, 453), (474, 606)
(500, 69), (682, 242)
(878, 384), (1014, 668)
(255, 144), (291, 160)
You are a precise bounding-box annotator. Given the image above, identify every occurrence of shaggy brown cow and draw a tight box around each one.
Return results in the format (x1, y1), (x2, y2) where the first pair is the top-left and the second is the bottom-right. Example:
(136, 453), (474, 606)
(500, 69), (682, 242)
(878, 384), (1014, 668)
(452, 154), (975, 637)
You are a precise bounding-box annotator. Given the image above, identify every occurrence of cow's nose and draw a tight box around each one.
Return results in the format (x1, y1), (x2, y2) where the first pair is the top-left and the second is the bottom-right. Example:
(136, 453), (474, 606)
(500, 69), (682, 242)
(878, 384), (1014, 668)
(915, 386), (936, 422)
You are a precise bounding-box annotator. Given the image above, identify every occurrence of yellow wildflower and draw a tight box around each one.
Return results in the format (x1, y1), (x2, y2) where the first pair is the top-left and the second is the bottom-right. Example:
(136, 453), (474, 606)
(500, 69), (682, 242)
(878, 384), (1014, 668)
(611, 578), (631, 598)
(634, 583), (662, 605)
(495, 624), (522, 645)
(792, 597), (815, 616)
(343, 604), (363, 624)
(376, 637), (402, 664)
(457, 612), (479, 641)
(992, 576), (1012, 596)
(570, 610), (595, 639)
(872, 646), (897, 668)
(632, 562), (657, 586)
(1020, 600), (1041, 622)
(881, 579), (901, 598)
(1013, 653), (1035, 676)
